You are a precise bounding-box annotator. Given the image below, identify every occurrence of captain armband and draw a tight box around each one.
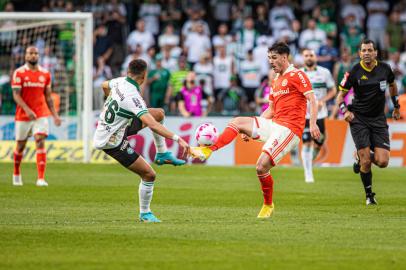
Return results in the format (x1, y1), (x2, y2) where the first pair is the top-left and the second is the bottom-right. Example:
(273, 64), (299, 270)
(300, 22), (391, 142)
(391, 95), (400, 109)
(339, 102), (348, 114)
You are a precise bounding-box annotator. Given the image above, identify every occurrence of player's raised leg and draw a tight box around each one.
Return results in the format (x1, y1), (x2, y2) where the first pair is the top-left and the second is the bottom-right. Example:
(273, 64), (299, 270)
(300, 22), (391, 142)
(127, 156), (161, 222)
(34, 133), (48, 187)
(256, 152), (275, 218)
(191, 116), (255, 160)
(147, 108), (185, 166)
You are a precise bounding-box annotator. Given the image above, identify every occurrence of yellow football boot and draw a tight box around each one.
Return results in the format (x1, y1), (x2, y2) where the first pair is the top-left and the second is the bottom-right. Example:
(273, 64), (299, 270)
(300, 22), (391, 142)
(257, 203), (275, 218)
(190, 146), (213, 161)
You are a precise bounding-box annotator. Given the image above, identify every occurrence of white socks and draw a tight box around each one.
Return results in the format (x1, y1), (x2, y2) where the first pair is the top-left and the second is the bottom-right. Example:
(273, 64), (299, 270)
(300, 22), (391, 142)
(153, 120), (168, 153)
(301, 145), (314, 182)
(139, 180), (154, 213)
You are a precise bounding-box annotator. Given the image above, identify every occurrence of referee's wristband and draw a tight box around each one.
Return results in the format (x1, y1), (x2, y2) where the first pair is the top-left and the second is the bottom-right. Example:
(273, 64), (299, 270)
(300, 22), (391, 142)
(339, 102), (348, 114)
(172, 134), (180, 142)
(391, 95), (400, 109)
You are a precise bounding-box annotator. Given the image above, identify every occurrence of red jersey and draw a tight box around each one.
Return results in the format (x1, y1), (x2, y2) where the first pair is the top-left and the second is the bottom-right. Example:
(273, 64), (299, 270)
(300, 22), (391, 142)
(269, 65), (313, 137)
(11, 64), (52, 121)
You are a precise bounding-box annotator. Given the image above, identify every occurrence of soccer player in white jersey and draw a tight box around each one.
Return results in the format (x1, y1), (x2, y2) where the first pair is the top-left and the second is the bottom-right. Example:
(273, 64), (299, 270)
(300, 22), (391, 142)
(300, 49), (337, 183)
(93, 59), (190, 222)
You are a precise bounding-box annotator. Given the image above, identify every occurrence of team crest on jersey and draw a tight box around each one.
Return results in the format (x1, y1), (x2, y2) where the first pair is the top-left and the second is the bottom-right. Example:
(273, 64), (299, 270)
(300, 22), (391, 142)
(39, 75), (45, 82)
(24, 76), (29, 81)
(379, 81), (387, 91)
(281, 79), (288, 86)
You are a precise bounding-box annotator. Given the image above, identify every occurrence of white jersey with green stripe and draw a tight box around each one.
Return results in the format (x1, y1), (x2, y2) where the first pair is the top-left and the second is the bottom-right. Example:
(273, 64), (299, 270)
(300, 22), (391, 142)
(300, 65), (335, 119)
(93, 77), (148, 150)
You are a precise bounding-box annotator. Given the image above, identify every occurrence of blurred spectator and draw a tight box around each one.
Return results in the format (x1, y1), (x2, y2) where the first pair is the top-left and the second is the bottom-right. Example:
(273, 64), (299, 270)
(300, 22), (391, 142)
(255, 4), (269, 35)
(105, 0), (127, 18)
(268, 0), (295, 33)
(93, 24), (112, 67)
(210, 0), (233, 26)
(127, 19), (155, 54)
(366, 0), (389, 51)
(167, 56), (189, 112)
(236, 17), (259, 53)
(239, 49), (261, 107)
(387, 49), (406, 94)
(340, 0), (366, 29)
(182, 10), (210, 38)
(121, 44), (142, 75)
(299, 18), (326, 52)
(50, 0), (65, 12)
(253, 36), (270, 80)
(161, 47), (179, 73)
(333, 48), (353, 87)
(213, 45), (234, 108)
(219, 75), (247, 115)
(140, 46), (157, 71)
(183, 23), (211, 68)
(0, 74), (14, 115)
(341, 25), (365, 58)
(255, 76), (271, 114)
(83, 0), (104, 26)
(193, 53), (214, 98)
(385, 11), (405, 52)
(160, 0), (182, 33)
(398, 1), (406, 33)
(158, 24), (180, 50)
(147, 54), (171, 108)
(318, 36), (339, 72)
(317, 9), (337, 40)
(93, 58), (112, 110)
(212, 23), (232, 52)
(139, 0), (161, 36)
(40, 46), (59, 80)
(177, 72), (210, 117)
(0, 2), (17, 45)
(183, 0), (205, 18)
(105, 10), (126, 76)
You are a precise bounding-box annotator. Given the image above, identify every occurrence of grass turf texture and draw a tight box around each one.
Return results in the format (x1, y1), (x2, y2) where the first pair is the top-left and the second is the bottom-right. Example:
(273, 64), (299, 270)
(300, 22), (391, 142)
(0, 163), (405, 270)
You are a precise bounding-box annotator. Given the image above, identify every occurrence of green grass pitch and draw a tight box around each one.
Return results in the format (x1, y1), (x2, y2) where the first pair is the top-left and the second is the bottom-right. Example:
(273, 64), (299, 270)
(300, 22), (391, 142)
(0, 163), (405, 270)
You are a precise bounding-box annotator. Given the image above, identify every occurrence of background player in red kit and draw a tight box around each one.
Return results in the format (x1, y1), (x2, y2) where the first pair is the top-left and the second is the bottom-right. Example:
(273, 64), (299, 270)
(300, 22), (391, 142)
(11, 46), (61, 186)
(191, 42), (320, 218)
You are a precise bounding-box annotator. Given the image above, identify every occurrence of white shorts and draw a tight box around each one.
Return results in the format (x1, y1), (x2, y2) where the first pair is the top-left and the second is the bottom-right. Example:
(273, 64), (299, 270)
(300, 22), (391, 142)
(15, 117), (49, 141)
(252, 117), (300, 165)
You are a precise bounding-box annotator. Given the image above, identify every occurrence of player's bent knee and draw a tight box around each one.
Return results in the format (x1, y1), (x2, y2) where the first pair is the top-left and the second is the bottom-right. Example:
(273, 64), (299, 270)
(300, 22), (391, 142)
(360, 159), (372, 170)
(256, 163), (270, 175)
(142, 170), (156, 182)
(376, 159), (388, 168)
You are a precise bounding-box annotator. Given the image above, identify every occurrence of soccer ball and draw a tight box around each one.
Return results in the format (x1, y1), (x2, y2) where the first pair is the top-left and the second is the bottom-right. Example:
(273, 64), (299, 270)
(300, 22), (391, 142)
(195, 123), (219, 146)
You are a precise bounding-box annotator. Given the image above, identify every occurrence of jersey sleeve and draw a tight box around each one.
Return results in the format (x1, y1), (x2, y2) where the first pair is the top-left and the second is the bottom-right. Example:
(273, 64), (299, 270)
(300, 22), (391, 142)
(295, 70), (313, 95)
(127, 95), (148, 119)
(339, 71), (354, 92)
(387, 65), (395, 85)
(11, 70), (22, 89)
(325, 69), (335, 89)
(46, 72), (52, 88)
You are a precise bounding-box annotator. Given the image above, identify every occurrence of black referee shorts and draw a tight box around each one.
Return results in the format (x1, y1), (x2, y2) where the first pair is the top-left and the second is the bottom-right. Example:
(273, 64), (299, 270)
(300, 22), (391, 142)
(103, 117), (144, 167)
(302, 118), (326, 146)
(349, 113), (390, 151)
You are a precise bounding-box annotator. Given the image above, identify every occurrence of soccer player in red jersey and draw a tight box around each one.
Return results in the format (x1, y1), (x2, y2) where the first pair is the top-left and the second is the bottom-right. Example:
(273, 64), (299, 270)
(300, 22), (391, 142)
(11, 46), (61, 186)
(191, 42), (321, 218)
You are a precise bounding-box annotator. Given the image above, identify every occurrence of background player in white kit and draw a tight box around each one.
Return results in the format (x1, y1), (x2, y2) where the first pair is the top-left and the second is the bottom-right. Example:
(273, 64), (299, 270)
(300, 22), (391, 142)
(300, 49), (337, 183)
(93, 59), (189, 222)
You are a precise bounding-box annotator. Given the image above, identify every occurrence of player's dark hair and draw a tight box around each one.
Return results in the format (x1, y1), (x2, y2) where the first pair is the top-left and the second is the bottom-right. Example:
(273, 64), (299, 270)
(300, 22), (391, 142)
(268, 42), (290, 56)
(128, 59), (147, 77)
(359, 39), (376, 51)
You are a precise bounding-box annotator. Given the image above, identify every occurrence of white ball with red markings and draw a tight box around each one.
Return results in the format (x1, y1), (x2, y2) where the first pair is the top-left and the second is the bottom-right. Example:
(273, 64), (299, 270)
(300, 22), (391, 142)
(195, 123), (219, 146)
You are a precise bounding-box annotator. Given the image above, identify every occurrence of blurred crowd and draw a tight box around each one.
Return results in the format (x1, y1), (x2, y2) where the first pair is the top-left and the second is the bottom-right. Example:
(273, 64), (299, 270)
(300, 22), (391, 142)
(1, 0), (406, 118)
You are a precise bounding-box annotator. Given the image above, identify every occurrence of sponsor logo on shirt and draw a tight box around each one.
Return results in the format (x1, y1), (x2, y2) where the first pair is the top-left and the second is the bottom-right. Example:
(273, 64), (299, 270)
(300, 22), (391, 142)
(273, 88), (290, 97)
(297, 72), (308, 88)
(132, 98), (143, 109)
(115, 88), (125, 101)
(361, 75), (368, 80)
(23, 81), (46, 88)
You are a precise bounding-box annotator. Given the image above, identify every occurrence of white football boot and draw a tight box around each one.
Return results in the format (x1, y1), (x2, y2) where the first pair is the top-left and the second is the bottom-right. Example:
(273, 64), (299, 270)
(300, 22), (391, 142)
(36, 179), (49, 187)
(13, 175), (23, 186)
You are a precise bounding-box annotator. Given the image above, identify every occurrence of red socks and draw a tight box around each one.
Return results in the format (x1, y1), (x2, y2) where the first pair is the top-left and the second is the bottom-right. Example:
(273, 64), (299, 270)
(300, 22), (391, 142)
(209, 124), (239, 151)
(36, 148), (46, 179)
(257, 172), (274, 205)
(13, 151), (23, 175)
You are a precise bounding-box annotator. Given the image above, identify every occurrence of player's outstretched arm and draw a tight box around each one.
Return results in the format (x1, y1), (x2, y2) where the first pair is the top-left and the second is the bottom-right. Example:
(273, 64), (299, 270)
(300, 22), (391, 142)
(139, 113), (190, 156)
(44, 87), (61, 126)
(102, 80), (111, 98)
(12, 88), (36, 120)
(306, 92), (321, 140)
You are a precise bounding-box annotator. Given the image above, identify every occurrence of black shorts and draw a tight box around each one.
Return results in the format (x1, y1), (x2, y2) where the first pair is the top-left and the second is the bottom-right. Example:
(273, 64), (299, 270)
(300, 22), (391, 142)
(349, 113), (390, 151)
(103, 117), (144, 167)
(302, 118), (326, 146)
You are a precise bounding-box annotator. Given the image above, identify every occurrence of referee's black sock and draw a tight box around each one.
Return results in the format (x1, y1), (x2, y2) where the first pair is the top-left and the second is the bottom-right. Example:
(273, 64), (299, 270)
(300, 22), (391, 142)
(360, 171), (372, 195)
